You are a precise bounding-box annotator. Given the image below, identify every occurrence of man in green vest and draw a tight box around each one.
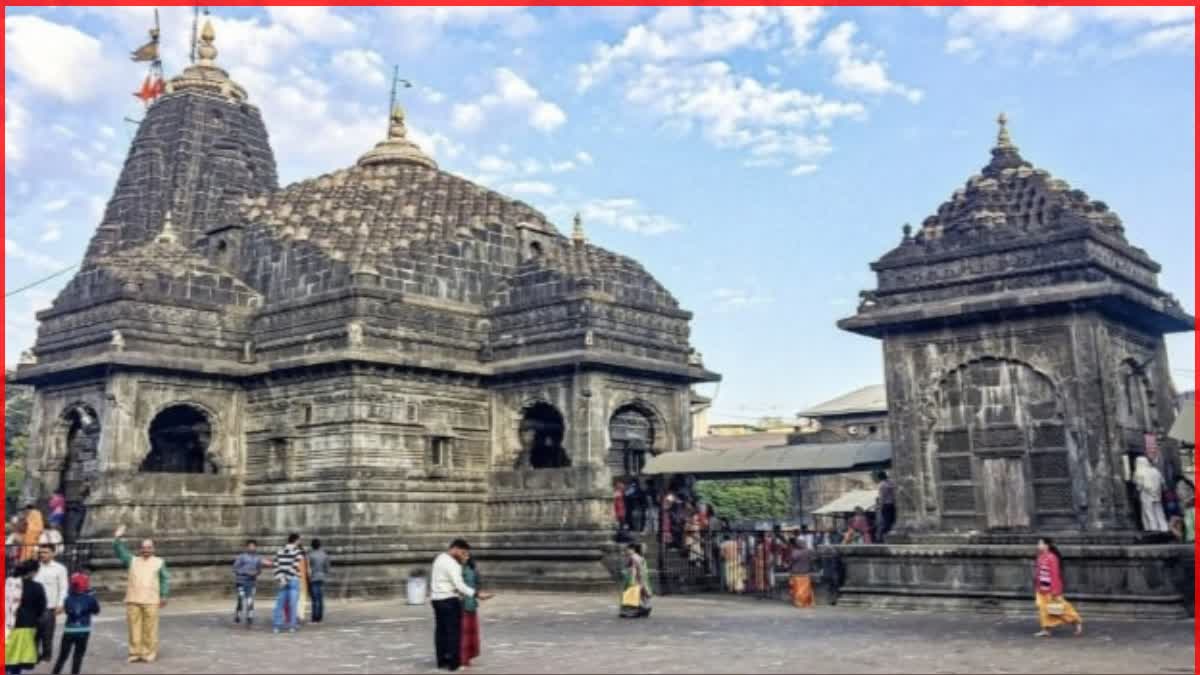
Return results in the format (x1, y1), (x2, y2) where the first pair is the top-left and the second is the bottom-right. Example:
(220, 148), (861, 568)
(113, 525), (169, 663)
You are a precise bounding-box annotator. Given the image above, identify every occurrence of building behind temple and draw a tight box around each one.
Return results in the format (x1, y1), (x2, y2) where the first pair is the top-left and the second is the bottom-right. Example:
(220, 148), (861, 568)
(13, 21), (717, 593)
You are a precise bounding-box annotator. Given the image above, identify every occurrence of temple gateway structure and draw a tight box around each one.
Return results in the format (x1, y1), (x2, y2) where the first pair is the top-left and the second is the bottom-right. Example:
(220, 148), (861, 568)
(14, 22), (716, 594)
(839, 115), (1194, 617)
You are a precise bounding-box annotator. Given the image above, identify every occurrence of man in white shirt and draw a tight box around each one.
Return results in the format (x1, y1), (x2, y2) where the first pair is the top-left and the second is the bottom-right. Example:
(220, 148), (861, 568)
(429, 539), (491, 671)
(38, 524), (64, 556)
(34, 543), (68, 663)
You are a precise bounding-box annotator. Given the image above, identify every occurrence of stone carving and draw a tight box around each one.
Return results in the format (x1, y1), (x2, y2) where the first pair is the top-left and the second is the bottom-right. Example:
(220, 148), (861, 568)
(110, 330), (126, 352)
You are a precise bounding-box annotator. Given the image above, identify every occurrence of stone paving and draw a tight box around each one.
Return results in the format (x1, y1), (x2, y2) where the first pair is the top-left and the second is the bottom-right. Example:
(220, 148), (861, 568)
(22, 593), (1195, 674)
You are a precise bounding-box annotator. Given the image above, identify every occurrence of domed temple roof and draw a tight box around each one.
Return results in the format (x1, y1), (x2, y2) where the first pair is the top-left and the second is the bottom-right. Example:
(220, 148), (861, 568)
(841, 114), (1193, 337)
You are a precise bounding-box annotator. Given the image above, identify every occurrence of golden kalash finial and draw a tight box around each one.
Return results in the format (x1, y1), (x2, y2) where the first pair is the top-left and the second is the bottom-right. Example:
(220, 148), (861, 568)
(197, 18), (218, 65)
(996, 112), (1013, 149)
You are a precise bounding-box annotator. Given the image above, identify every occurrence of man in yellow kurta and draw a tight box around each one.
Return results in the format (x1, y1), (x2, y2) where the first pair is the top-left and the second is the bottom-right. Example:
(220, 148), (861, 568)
(113, 525), (169, 663)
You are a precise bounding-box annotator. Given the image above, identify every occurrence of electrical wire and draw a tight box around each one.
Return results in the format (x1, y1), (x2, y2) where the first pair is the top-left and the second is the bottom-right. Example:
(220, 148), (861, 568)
(5, 265), (78, 298)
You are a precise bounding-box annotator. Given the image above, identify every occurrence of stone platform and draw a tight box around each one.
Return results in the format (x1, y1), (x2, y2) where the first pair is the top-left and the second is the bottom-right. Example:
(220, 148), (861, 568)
(835, 541), (1195, 620)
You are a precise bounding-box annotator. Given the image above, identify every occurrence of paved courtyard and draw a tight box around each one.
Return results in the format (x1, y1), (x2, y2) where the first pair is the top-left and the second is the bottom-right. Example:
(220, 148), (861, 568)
(24, 593), (1195, 674)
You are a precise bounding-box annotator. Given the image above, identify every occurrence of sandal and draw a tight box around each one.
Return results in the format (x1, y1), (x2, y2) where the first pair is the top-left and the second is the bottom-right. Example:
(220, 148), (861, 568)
(1034, 630), (1051, 638)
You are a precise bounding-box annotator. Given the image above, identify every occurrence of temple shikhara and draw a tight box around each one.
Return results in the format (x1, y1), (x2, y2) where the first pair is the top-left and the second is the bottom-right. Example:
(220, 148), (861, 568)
(839, 115), (1194, 617)
(13, 20), (718, 592)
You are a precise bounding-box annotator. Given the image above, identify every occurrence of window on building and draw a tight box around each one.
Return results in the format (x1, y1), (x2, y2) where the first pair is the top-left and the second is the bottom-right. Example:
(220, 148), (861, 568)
(519, 403), (569, 469)
(142, 405), (215, 474)
(430, 437), (453, 468)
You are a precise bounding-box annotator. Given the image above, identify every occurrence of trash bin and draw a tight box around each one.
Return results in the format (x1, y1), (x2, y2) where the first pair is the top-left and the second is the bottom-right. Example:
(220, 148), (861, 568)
(406, 574), (427, 605)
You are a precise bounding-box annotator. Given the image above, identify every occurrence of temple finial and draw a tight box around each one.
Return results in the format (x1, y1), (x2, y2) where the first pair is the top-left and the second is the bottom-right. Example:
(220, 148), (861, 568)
(388, 104), (408, 140)
(996, 112), (1012, 149)
(197, 18), (217, 66)
(572, 212), (586, 244)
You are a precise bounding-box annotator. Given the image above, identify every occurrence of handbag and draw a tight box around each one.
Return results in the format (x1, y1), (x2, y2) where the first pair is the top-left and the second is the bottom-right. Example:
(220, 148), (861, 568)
(621, 584), (642, 607)
(1046, 600), (1066, 616)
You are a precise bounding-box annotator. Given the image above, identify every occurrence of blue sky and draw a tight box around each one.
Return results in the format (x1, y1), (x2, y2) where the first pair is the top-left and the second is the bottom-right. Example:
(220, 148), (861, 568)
(4, 6), (1195, 421)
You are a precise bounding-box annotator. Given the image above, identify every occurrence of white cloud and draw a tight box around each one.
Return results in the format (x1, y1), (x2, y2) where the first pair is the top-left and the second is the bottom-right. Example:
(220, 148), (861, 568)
(712, 287), (773, 312)
(940, 7), (1196, 60)
(451, 103), (486, 133)
(455, 68), (567, 134)
(265, 7), (356, 40)
(5, 96), (29, 165)
(550, 160), (576, 174)
(477, 155), (516, 174)
(40, 222), (63, 243)
(507, 181), (556, 196)
(819, 22), (923, 102)
(6, 239), (66, 271)
(790, 164), (819, 176)
(577, 7), (796, 92)
(331, 49), (386, 87)
(5, 16), (112, 103)
(565, 198), (682, 236)
(386, 7), (539, 53)
(419, 85), (446, 104)
(626, 61), (862, 168)
(43, 199), (70, 213)
(575, 151), (594, 165)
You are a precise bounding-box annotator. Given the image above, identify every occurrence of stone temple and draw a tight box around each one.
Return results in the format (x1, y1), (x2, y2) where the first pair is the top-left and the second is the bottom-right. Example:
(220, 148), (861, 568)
(838, 115), (1195, 617)
(14, 22), (717, 593)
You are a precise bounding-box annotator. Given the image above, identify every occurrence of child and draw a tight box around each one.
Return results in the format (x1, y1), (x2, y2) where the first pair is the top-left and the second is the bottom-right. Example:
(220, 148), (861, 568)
(232, 540), (269, 626)
(5, 561), (46, 675)
(52, 572), (99, 675)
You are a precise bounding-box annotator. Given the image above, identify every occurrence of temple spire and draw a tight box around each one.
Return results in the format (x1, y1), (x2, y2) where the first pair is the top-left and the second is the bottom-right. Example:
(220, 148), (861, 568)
(572, 212), (586, 244)
(356, 73), (436, 169)
(197, 17), (218, 66)
(996, 112), (1013, 149)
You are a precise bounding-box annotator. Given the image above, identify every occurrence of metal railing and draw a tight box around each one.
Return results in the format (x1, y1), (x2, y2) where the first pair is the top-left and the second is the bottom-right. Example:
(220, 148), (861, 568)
(6, 543), (96, 574)
(654, 529), (845, 604)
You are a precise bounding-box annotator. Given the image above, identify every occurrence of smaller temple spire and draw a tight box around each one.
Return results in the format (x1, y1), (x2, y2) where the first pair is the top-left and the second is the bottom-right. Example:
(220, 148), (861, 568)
(357, 102), (437, 169)
(155, 210), (179, 246)
(996, 112), (1013, 149)
(572, 212), (586, 244)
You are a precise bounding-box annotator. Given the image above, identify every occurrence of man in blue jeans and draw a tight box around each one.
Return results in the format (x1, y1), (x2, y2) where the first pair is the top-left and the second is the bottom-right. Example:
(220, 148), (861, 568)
(271, 534), (304, 634)
(306, 539), (330, 623)
(232, 540), (269, 626)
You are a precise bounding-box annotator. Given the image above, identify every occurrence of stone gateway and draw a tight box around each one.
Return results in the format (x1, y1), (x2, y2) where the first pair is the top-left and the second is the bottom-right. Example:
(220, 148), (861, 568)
(14, 22), (717, 595)
(838, 115), (1194, 618)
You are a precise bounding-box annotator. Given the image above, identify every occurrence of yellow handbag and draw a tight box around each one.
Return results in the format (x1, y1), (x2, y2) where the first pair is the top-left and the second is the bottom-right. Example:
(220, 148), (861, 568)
(622, 585), (642, 606)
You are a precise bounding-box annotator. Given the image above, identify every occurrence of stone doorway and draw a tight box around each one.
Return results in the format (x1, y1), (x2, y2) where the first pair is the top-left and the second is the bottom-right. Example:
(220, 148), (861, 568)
(59, 405), (100, 543)
(142, 405), (215, 474)
(520, 402), (570, 469)
(608, 406), (655, 480)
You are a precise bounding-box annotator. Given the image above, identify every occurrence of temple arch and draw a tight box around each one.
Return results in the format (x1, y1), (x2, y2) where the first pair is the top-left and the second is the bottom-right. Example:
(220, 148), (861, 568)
(519, 401), (569, 469)
(141, 404), (217, 474)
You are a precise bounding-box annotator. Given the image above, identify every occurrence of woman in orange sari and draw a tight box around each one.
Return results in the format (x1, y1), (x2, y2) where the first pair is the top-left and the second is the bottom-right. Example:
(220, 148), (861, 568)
(18, 506), (42, 563)
(788, 537), (814, 608)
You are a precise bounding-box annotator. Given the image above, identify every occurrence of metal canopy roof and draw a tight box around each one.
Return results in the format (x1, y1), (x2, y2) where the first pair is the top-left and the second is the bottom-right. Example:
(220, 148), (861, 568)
(812, 489), (879, 515)
(641, 439), (891, 477)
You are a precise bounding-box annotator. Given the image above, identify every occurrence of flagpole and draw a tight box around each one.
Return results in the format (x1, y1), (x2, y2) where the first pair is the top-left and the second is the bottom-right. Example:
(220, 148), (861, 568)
(190, 6), (199, 64)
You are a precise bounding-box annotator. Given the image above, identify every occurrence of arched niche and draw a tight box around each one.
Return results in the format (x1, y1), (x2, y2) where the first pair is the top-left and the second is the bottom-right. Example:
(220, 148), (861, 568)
(57, 404), (101, 542)
(923, 357), (1074, 532)
(141, 404), (217, 474)
(519, 402), (570, 469)
(608, 404), (658, 480)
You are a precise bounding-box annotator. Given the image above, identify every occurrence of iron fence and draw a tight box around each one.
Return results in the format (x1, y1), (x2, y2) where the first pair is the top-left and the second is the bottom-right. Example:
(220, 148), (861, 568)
(654, 529), (844, 604)
(5, 543), (95, 574)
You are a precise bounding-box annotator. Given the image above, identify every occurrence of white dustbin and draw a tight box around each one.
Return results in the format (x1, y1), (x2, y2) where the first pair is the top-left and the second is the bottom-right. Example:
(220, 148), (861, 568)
(406, 575), (427, 605)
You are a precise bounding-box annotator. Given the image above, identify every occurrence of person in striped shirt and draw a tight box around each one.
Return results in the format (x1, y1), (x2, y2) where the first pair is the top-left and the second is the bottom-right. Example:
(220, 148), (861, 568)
(271, 534), (304, 634)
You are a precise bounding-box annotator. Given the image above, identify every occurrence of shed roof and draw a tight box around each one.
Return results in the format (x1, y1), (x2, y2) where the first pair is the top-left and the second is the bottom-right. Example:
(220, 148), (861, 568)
(812, 489), (878, 515)
(798, 385), (887, 418)
(642, 439), (890, 477)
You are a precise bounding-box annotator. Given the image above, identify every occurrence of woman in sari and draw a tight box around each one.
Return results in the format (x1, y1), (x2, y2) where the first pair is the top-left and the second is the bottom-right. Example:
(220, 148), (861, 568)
(788, 538), (814, 608)
(296, 545), (310, 625)
(5, 561), (45, 675)
(460, 554), (484, 668)
(18, 507), (42, 563)
(619, 544), (652, 618)
(1033, 537), (1082, 637)
(683, 505), (703, 568)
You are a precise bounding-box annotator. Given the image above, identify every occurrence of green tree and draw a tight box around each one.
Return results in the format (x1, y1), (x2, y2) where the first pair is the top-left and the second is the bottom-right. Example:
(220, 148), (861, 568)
(6, 372), (34, 514)
(696, 478), (791, 522)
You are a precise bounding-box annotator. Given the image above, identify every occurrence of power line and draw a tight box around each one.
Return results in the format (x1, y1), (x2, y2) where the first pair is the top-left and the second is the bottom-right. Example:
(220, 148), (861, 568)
(5, 265), (78, 299)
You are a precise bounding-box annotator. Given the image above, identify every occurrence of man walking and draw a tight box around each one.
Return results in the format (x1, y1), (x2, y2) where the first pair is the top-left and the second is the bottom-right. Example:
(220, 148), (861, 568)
(429, 539), (490, 671)
(874, 471), (897, 543)
(112, 525), (169, 663)
(271, 534), (304, 634)
(306, 539), (330, 623)
(34, 543), (68, 664)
